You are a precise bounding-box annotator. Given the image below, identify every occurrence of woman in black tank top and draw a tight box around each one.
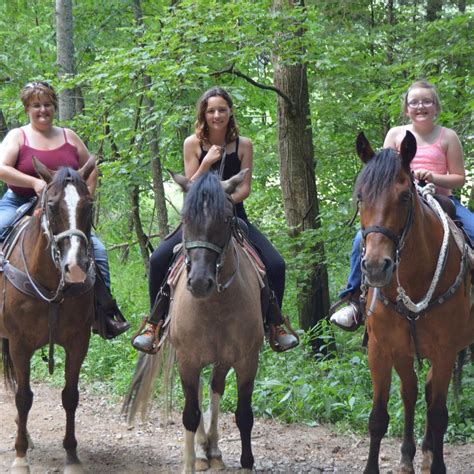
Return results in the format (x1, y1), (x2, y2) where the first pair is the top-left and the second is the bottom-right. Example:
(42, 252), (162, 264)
(132, 87), (298, 353)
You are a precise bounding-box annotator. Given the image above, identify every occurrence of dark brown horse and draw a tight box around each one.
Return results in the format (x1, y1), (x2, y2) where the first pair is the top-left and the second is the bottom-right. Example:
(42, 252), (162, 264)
(355, 131), (474, 474)
(124, 170), (263, 473)
(0, 157), (96, 474)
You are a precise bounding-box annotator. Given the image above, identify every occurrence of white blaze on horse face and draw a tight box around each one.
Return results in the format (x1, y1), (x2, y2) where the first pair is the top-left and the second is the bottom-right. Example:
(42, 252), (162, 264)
(63, 184), (86, 282)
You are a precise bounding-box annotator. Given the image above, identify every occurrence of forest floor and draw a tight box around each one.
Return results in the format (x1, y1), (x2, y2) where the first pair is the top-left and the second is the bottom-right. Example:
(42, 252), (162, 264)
(1, 383), (473, 473)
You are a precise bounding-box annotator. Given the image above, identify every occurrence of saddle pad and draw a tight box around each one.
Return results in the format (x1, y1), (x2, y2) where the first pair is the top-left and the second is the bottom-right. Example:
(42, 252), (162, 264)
(448, 218), (474, 268)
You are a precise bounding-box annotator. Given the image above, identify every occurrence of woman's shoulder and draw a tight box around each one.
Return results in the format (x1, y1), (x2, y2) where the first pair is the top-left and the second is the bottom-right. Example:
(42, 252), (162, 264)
(2, 127), (24, 146)
(184, 134), (200, 148)
(237, 135), (252, 149)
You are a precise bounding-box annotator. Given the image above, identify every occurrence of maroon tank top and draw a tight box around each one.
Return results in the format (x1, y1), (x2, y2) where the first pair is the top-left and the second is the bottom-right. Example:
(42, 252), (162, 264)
(11, 128), (81, 197)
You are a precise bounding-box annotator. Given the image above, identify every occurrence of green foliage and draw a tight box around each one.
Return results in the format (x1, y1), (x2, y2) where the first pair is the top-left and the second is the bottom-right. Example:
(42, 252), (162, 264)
(5, 0), (474, 443)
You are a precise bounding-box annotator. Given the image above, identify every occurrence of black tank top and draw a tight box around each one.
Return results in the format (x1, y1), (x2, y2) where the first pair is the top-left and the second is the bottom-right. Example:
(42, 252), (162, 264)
(199, 137), (247, 219)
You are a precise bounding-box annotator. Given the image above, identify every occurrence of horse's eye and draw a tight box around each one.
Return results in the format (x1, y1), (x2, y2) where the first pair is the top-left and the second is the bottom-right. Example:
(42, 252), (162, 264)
(400, 191), (411, 203)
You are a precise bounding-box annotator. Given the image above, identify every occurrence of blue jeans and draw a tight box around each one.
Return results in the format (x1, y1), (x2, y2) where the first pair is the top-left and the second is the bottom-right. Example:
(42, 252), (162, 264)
(339, 198), (473, 300)
(0, 189), (110, 287)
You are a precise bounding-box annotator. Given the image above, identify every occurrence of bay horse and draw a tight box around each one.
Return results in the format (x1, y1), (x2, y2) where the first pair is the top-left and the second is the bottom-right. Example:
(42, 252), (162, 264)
(0, 157), (96, 474)
(123, 170), (263, 473)
(355, 131), (474, 474)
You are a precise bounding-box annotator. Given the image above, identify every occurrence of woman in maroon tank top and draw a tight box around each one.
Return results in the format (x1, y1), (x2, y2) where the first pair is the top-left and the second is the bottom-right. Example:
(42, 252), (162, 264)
(0, 82), (128, 338)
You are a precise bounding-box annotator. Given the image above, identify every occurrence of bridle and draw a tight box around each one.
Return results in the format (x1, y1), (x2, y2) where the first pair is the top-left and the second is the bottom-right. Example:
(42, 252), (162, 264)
(184, 201), (240, 293)
(20, 179), (93, 303)
(360, 183), (415, 267)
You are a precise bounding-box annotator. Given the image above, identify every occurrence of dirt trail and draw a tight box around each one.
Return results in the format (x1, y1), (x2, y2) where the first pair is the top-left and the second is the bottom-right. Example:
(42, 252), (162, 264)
(1, 383), (473, 473)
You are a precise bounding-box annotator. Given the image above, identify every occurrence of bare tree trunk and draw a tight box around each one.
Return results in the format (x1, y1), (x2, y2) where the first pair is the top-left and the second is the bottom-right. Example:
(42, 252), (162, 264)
(133, 0), (169, 240)
(0, 110), (8, 140)
(130, 186), (151, 272)
(426, 0), (443, 21)
(272, 0), (331, 354)
(458, 0), (466, 12)
(56, 0), (75, 120)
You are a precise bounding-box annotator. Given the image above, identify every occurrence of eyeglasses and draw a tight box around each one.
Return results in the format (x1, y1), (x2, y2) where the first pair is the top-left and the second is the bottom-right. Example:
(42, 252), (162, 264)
(407, 99), (434, 108)
(24, 81), (52, 90)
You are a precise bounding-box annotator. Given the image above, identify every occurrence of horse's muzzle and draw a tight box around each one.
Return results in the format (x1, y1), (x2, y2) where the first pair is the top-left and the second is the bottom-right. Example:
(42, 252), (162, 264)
(361, 256), (394, 288)
(187, 273), (215, 298)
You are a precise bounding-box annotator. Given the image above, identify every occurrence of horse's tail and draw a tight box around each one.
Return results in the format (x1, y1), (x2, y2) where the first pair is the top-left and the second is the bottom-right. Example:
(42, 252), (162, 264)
(1, 338), (16, 391)
(121, 339), (176, 424)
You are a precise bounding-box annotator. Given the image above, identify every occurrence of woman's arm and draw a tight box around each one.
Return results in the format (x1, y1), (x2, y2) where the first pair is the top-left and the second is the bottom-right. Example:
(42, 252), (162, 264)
(184, 135), (224, 181)
(229, 137), (252, 204)
(0, 128), (45, 194)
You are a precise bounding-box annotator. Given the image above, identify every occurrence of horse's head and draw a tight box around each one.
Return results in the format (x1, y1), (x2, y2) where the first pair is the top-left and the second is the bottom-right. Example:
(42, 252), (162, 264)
(172, 169), (248, 298)
(355, 131), (417, 287)
(33, 156), (96, 284)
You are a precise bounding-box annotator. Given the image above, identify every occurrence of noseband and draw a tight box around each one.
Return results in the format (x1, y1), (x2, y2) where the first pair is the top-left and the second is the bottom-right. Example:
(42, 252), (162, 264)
(184, 211), (240, 293)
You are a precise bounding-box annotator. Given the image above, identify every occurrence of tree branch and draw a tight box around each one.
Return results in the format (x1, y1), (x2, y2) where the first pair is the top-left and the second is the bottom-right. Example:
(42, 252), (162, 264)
(211, 64), (294, 111)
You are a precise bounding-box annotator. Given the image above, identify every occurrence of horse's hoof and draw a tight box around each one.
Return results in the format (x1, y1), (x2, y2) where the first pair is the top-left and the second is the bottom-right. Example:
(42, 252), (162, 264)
(397, 463), (415, 474)
(209, 456), (225, 470)
(64, 462), (86, 474)
(11, 456), (30, 474)
(195, 457), (209, 471)
(421, 450), (433, 473)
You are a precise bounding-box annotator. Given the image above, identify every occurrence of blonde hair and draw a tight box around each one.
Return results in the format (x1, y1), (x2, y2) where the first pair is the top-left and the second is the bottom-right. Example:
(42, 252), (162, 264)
(195, 87), (239, 144)
(20, 81), (58, 110)
(403, 80), (441, 115)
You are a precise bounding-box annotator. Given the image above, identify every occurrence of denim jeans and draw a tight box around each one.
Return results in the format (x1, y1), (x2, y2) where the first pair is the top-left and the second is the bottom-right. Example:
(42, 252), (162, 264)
(339, 197), (474, 300)
(0, 189), (110, 287)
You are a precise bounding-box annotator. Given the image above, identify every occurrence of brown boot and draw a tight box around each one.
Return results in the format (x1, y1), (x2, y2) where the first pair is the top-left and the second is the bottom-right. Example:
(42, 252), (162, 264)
(131, 318), (163, 354)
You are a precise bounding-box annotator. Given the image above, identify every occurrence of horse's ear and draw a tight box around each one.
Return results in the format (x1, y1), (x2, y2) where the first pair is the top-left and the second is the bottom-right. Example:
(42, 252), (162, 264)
(78, 156), (96, 182)
(32, 156), (53, 183)
(399, 131), (417, 170)
(221, 168), (249, 195)
(356, 132), (375, 164)
(169, 170), (191, 192)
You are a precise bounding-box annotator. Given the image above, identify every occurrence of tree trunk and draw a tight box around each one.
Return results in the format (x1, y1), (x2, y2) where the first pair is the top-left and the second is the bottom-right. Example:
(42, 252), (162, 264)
(0, 110), (8, 140)
(133, 0), (169, 240)
(426, 0), (443, 21)
(272, 0), (330, 353)
(130, 186), (151, 272)
(56, 0), (75, 120)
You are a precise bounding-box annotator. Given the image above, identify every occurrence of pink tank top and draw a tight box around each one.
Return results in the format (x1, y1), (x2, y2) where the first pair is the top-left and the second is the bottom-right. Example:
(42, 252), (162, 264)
(410, 127), (450, 196)
(11, 128), (81, 197)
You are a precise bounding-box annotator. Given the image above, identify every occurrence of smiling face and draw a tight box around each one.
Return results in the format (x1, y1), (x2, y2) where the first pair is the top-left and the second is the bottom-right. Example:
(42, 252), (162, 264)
(26, 94), (56, 129)
(204, 96), (232, 134)
(404, 86), (439, 125)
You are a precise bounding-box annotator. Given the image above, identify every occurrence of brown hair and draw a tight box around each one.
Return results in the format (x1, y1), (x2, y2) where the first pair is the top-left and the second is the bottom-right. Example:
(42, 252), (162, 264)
(403, 80), (441, 115)
(20, 81), (58, 110)
(195, 87), (239, 144)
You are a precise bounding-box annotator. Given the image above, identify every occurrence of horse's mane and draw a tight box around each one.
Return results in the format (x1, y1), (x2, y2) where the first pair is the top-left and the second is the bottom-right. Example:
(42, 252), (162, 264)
(51, 167), (88, 193)
(354, 148), (405, 205)
(182, 172), (226, 225)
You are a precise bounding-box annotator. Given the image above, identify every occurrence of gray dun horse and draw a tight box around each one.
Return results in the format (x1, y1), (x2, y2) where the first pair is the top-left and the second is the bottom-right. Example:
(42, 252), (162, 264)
(1, 157), (96, 474)
(123, 170), (264, 473)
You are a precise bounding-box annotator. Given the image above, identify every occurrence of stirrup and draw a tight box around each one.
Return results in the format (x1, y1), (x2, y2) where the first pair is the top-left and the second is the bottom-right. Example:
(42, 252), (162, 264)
(131, 317), (163, 354)
(329, 299), (362, 332)
(269, 316), (299, 353)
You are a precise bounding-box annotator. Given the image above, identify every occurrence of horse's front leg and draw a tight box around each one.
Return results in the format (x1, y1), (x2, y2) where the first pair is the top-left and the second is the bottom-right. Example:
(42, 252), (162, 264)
(9, 343), (34, 474)
(394, 355), (417, 474)
(365, 343), (393, 474)
(62, 335), (90, 474)
(179, 363), (202, 474)
(421, 353), (455, 474)
(234, 355), (259, 472)
(204, 364), (230, 470)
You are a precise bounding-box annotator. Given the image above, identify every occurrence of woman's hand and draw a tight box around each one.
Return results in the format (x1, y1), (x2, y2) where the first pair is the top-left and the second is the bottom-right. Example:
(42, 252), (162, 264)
(202, 145), (224, 166)
(414, 168), (434, 183)
(33, 178), (46, 196)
